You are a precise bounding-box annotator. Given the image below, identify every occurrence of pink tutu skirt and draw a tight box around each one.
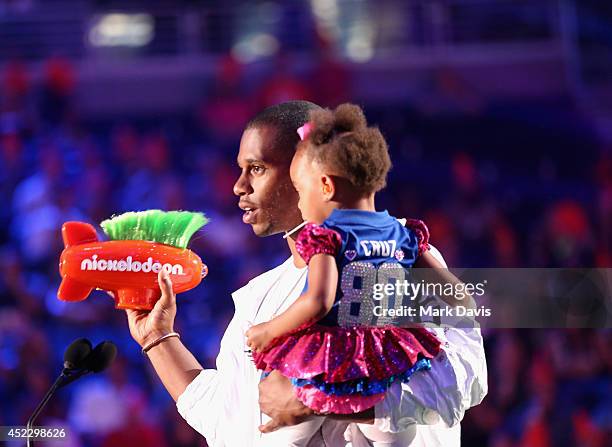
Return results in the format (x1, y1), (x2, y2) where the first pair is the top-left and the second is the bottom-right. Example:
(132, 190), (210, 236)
(253, 324), (441, 414)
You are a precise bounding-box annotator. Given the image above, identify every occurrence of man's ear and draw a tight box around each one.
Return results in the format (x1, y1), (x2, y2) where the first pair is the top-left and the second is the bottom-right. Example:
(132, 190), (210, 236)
(321, 175), (336, 201)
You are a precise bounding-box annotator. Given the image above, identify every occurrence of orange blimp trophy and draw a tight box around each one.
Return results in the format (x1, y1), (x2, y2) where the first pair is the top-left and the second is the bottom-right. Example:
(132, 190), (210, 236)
(58, 210), (208, 310)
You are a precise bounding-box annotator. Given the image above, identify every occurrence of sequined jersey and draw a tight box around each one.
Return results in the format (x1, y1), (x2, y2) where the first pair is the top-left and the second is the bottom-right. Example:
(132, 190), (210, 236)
(253, 209), (440, 414)
(295, 208), (430, 327)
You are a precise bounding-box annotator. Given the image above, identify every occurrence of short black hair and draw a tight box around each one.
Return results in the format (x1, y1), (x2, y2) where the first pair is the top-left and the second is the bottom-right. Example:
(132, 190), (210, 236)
(246, 100), (322, 159)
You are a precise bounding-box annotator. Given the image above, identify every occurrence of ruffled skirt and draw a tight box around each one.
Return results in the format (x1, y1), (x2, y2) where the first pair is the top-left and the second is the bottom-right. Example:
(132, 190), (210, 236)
(253, 324), (441, 414)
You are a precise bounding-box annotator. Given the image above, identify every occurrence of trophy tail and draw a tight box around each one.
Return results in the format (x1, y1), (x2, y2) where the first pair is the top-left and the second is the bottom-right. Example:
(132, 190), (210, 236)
(61, 221), (99, 248)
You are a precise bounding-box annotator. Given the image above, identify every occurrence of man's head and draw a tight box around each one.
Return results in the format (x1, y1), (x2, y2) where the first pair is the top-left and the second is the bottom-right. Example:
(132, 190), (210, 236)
(234, 100), (322, 237)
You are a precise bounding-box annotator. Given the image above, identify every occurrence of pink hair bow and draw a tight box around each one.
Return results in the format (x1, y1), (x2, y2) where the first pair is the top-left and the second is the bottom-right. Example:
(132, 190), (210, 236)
(297, 122), (313, 141)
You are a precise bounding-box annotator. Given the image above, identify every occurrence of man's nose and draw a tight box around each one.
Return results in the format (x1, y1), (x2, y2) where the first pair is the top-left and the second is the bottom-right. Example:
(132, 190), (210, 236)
(233, 172), (253, 196)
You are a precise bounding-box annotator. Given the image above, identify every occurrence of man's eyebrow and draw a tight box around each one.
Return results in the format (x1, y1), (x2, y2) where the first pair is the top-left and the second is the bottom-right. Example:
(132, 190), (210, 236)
(236, 158), (265, 166)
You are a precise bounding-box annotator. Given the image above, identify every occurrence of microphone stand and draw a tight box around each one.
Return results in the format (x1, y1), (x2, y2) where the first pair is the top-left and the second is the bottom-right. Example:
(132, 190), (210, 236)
(26, 368), (90, 447)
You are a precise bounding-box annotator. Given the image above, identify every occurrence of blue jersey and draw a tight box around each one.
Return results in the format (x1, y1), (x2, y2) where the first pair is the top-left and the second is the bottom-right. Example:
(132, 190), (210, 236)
(305, 209), (421, 327)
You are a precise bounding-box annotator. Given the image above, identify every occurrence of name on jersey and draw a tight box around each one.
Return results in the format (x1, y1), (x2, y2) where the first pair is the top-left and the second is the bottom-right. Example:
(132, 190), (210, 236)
(359, 240), (397, 257)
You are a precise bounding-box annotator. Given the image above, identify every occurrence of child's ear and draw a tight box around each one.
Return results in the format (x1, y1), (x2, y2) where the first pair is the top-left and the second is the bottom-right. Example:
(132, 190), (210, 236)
(321, 175), (336, 201)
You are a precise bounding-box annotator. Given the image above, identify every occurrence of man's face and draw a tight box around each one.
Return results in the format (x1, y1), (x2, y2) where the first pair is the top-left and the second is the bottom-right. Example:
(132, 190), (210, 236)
(234, 126), (303, 237)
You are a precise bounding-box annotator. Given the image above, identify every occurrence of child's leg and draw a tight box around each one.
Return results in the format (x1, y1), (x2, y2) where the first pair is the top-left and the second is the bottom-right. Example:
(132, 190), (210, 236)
(257, 414), (326, 447)
(356, 422), (417, 447)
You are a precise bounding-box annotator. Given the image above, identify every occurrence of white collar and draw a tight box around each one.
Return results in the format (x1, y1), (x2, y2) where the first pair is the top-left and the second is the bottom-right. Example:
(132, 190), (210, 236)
(231, 256), (307, 322)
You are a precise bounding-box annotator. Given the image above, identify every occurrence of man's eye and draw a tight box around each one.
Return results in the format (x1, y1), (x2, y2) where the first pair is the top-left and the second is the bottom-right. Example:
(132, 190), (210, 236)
(251, 166), (265, 174)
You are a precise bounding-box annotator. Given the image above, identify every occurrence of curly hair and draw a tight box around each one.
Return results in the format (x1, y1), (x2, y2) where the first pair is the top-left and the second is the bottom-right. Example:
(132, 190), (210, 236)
(299, 103), (392, 194)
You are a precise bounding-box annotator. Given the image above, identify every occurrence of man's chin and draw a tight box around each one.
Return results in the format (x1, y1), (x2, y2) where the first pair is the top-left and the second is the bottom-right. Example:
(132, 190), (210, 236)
(249, 221), (276, 238)
(248, 216), (303, 238)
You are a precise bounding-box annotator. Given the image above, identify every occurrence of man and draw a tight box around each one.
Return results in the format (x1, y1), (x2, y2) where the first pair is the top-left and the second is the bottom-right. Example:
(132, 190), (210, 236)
(125, 101), (487, 446)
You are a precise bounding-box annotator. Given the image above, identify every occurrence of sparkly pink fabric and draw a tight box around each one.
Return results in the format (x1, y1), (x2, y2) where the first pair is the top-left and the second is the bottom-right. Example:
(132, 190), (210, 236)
(405, 218), (430, 257)
(252, 324), (441, 383)
(295, 223), (342, 265)
(295, 385), (386, 414)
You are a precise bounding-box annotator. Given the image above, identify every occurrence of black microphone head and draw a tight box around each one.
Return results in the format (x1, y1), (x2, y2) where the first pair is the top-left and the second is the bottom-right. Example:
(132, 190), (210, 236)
(86, 341), (117, 373)
(63, 338), (92, 370)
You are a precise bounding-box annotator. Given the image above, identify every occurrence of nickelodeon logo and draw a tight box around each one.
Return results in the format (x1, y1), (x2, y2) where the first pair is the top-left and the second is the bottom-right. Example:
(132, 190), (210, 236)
(80, 255), (184, 275)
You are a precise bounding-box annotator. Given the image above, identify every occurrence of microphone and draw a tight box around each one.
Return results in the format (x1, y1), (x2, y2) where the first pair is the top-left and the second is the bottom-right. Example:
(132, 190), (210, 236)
(63, 338), (93, 370)
(26, 339), (117, 447)
(85, 341), (117, 373)
(58, 340), (117, 389)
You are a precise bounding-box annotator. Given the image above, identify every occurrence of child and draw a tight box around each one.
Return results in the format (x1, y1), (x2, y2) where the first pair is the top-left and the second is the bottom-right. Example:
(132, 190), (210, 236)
(246, 104), (442, 446)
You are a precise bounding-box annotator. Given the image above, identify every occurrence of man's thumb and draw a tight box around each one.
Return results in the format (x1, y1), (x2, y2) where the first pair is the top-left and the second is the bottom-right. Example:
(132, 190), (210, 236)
(259, 420), (280, 434)
(157, 270), (175, 307)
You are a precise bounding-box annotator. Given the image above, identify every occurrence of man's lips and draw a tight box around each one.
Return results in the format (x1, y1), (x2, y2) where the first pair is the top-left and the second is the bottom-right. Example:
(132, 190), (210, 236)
(242, 209), (260, 224)
(239, 203), (259, 224)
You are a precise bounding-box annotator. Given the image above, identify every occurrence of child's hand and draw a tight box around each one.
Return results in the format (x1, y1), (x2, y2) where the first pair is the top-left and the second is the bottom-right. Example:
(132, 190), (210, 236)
(246, 322), (275, 353)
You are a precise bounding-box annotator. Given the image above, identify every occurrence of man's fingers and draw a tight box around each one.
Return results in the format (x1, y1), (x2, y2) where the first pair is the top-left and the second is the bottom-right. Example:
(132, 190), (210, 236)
(157, 270), (175, 307)
(258, 420), (281, 434)
(125, 307), (148, 318)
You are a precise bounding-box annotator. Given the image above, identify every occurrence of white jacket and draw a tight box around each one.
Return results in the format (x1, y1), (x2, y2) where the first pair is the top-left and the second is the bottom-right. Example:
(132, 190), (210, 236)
(176, 246), (487, 446)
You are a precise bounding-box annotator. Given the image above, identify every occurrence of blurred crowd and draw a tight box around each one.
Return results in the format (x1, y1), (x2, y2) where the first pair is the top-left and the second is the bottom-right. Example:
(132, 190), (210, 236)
(0, 54), (610, 447)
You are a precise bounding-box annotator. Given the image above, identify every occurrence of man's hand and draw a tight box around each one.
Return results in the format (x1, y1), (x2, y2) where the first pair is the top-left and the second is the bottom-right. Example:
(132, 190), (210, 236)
(258, 370), (314, 433)
(125, 270), (177, 348)
(245, 322), (275, 353)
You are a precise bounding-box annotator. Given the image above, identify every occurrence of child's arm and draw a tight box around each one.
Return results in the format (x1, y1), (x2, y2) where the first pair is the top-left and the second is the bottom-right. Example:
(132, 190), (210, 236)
(246, 253), (338, 352)
(406, 218), (476, 309)
(414, 250), (476, 310)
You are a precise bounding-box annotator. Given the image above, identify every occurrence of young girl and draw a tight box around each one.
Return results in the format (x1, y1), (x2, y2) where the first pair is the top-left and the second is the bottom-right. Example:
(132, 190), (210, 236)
(246, 104), (442, 446)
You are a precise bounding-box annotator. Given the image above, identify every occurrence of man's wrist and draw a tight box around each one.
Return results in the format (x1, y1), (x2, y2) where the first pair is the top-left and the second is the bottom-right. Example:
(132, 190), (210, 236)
(142, 332), (180, 355)
(140, 329), (176, 349)
(296, 404), (315, 418)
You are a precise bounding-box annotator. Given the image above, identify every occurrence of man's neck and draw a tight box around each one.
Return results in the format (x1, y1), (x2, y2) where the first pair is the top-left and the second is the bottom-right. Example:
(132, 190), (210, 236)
(286, 235), (307, 268)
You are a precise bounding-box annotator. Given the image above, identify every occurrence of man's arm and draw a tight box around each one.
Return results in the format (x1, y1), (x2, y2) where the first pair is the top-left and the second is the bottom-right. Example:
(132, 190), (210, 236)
(372, 244), (488, 431)
(125, 270), (203, 401)
(373, 327), (488, 431)
(129, 271), (240, 444)
(126, 270), (231, 444)
(140, 334), (203, 403)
